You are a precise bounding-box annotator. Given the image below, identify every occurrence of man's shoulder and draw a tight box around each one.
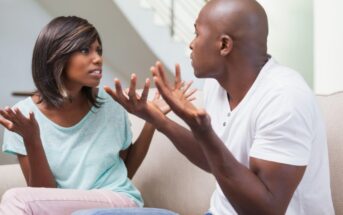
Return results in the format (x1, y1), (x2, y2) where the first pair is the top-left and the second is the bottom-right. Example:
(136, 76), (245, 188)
(259, 60), (313, 101)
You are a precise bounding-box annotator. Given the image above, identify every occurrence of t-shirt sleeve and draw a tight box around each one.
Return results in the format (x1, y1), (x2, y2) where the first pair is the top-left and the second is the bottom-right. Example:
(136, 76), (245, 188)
(2, 129), (27, 155)
(2, 102), (29, 156)
(250, 91), (313, 166)
(121, 110), (133, 150)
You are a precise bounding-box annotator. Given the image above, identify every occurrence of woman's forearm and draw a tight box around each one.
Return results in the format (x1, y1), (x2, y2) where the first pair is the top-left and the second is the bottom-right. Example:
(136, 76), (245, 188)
(23, 135), (56, 187)
(125, 122), (156, 179)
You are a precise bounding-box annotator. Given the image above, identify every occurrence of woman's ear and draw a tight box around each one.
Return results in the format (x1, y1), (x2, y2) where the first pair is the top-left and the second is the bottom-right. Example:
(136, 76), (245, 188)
(220, 35), (233, 56)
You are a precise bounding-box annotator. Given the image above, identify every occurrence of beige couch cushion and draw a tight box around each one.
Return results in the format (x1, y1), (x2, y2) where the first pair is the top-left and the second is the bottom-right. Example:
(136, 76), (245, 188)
(131, 112), (216, 215)
(317, 92), (343, 215)
(0, 164), (25, 195)
(131, 89), (216, 215)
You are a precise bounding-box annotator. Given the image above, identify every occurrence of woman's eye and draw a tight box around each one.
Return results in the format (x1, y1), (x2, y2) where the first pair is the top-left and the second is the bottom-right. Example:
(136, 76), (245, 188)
(80, 47), (89, 54)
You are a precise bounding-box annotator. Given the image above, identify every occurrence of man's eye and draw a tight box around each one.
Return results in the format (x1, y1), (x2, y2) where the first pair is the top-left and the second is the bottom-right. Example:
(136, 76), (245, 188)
(80, 47), (89, 54)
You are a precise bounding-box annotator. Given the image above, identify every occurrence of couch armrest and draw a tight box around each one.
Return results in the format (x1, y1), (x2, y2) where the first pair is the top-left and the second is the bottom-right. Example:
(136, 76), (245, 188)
(0, 164), (26, 197)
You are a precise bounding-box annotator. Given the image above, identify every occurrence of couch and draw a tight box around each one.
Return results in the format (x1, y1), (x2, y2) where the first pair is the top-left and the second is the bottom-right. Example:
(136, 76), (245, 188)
(0, 91), (342, 215)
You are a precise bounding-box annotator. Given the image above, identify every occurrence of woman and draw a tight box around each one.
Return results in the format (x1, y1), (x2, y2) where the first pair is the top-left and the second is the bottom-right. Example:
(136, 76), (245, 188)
(0, 16), (193, 215)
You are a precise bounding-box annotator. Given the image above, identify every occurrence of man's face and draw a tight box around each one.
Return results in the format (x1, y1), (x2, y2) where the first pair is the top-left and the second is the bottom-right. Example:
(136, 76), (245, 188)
(189, 14), (222, 79)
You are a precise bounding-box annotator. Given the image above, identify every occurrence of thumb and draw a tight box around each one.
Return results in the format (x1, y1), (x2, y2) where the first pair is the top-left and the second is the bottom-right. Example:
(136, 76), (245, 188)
(29, 111), (36, 121)
(0, 118), (13, 130)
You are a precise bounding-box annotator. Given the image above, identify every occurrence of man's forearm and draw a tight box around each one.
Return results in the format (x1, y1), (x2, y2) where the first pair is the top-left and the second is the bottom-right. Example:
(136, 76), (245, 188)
(156, 117), (212, 172)
(193, 129), (286, 215)
(24, 136), (56, 187)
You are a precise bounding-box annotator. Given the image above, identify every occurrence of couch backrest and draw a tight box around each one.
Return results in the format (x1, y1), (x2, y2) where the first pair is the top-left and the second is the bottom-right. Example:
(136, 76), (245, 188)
(317, 92), (343, 215)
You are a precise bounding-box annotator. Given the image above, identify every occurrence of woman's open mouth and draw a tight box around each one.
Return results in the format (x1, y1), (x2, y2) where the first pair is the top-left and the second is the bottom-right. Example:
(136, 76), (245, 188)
(89, 69), (102, 79)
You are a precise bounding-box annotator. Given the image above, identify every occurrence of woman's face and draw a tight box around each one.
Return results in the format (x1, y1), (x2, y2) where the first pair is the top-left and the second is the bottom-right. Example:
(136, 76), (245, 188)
(64, 39), (103, 90)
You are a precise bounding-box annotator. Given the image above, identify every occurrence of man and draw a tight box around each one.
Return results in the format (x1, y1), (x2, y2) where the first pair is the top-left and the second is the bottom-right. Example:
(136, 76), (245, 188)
(105, 0), (334, 214)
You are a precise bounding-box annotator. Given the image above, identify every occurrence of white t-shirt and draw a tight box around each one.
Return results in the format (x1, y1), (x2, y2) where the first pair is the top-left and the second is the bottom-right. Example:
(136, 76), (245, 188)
(204, 58), (334, 215)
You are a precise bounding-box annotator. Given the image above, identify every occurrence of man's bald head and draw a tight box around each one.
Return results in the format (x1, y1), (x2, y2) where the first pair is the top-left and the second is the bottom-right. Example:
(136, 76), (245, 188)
(198, 0), (268, 54)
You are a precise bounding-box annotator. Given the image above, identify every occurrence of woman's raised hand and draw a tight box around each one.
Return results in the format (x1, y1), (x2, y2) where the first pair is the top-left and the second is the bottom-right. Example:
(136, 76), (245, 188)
(104, 74), (166, 124)
(0, 107), (40, 139)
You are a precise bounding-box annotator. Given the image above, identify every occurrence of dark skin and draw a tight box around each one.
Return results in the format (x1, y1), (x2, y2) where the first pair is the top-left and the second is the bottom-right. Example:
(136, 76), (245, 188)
(106, 0), (306, 214)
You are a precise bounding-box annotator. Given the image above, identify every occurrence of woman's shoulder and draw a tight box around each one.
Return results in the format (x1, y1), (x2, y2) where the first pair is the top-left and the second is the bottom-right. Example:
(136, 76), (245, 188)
(3, 97), (37, 120)
(12, 97), (35, 111)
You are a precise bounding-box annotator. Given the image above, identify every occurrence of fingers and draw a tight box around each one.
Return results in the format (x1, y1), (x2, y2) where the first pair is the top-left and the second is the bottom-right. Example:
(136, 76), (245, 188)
(185, 88), (197, 98)
(106, 75), (152, 114)
(104, 85), (118, 101)
(0, 107), (39, 132)
(150, 66), (158, 77)
(187, 96), (196, 102)
(179, 80), (197, 101)
(155, 61), (170, 89)
(124, 88), (129, 96)
(0, 108), (11, 120)
(0, 117), (13, 130)
(153, 76), (165, 97)
(174, 64), (182, 89)
(0, 108), (13, 129)
(4, 107), (21, 125)
(105, 79), (130, 108)
(128, 74), (138, 103)
(179, 81), (185, 89)
(114, 79), (129, 102)
(140, 78), (150, 102)
(152, 64), (172, 98)
(28, 111), (36, 122)
(0, 107), (23, 130)
(5, 107), (16, 119)
(153, 91), (160, 100)
(13, 107), (26, 121)
(182, 80), (193, 93)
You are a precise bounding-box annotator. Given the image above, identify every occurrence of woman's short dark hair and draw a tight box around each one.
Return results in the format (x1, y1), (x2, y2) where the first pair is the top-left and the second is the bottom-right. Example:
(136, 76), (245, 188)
(32, 16), (102, 108)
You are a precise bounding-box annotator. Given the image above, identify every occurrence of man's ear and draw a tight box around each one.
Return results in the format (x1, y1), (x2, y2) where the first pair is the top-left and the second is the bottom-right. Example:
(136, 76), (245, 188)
(220, 35), (233, 56)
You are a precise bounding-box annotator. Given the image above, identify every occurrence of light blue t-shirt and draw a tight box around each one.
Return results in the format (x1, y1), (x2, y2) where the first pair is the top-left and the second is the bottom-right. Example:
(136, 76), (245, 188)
(2, 88), (143, 207)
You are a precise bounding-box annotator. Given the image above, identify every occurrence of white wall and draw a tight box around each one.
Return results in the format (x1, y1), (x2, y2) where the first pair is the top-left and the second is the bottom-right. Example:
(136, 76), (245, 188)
(0, 0), (128, 164)
(0, 0), (51, 164)
(314, 0), (343, 94)
(115, 0), (198, 86)
(258, 0), (313, 87)
(257, 0), (343, 94)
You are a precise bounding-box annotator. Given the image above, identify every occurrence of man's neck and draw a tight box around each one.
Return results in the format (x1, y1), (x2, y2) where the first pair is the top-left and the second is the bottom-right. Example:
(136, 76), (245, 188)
(217, 55), (268, 110)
